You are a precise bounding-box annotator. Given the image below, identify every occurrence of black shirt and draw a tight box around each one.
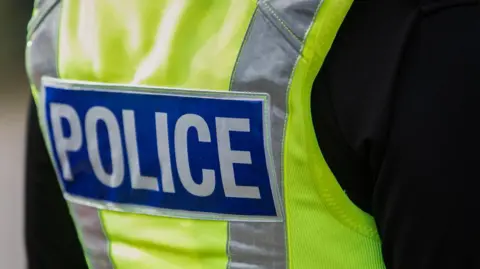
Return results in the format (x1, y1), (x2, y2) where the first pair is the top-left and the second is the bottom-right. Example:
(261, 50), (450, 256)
(25, 0), (480, 268)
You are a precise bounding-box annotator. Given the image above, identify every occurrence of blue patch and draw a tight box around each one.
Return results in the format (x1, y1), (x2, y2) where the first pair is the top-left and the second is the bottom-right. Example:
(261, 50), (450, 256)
(41, 78), (281, 221)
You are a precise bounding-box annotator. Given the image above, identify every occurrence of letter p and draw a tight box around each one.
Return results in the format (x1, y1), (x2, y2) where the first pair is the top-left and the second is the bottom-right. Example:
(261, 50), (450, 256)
(50, 103), (83, 181)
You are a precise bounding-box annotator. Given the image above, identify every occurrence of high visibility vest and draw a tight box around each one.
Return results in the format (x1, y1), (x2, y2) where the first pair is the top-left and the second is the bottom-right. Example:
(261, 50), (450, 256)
(26, 0), (385, 268)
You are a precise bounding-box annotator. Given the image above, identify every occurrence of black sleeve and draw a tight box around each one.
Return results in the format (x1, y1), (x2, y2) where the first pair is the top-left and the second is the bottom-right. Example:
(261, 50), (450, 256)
(313, 0), (480, 268)
(373, 3), (480, 268)
(25, 100), (87, 269)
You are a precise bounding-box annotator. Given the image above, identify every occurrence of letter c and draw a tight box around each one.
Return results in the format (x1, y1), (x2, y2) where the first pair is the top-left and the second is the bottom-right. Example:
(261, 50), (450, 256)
(174, 114), (215, 197)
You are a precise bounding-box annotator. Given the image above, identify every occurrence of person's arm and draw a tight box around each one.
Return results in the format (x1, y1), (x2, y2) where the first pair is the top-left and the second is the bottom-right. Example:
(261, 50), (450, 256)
(25, 100), (87, 269)
(313, 0), (480, 267)
(373, 2), (480, 268)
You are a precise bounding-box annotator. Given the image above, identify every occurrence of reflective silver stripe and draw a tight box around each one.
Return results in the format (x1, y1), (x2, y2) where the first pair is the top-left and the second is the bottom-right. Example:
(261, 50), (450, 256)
(34, 0), (50, 9)
(263, 0), (322, 42)
(26, 3), (115, 268)
(26, 0), (60, 92)
(28, 0), (57, 34)
(70, 204), (114, 269)
(228, 1), (322, 268)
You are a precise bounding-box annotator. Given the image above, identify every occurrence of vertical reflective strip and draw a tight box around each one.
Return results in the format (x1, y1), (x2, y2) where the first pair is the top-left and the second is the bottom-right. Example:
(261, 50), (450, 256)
(228, 1), (322, 268)
(70, 204), (114, 269)
(26, 0), (60, 97)
(26, 2), (115, 268)
(34, 0), (48, 10)
(264, 0), (321, 41)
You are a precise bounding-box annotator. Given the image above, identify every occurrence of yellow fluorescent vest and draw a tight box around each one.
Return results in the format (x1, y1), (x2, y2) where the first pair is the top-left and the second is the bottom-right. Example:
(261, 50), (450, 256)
(26, 0), (386, 268)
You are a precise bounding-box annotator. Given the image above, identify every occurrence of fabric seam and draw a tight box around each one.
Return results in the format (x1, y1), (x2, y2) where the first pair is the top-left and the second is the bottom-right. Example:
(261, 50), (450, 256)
(257, 0), (302, 43)
(27, 0), (60, 39)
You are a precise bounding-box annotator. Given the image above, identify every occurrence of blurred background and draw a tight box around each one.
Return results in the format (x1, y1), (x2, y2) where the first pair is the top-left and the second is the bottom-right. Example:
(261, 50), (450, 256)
(0, 0), (34, 268)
